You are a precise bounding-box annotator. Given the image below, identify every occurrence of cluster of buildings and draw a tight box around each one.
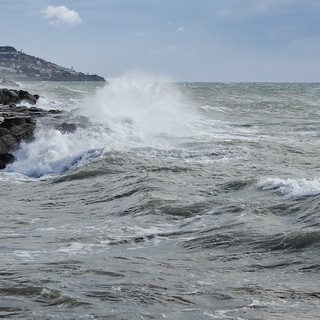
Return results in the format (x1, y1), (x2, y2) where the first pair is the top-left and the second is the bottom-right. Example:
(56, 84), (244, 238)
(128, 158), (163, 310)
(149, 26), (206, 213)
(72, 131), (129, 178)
(0, 46), (105, 82)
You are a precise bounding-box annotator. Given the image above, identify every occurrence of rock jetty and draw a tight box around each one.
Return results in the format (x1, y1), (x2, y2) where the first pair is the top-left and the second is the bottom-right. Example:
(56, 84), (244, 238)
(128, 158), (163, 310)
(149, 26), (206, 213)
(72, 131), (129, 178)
(0, 88), (66, 169)
(0, 46), (106, 82)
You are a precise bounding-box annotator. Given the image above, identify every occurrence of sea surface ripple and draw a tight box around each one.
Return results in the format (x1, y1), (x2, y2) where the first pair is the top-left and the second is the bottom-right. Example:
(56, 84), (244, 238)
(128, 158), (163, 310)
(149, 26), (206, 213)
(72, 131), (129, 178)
(0, 79), (320, 319)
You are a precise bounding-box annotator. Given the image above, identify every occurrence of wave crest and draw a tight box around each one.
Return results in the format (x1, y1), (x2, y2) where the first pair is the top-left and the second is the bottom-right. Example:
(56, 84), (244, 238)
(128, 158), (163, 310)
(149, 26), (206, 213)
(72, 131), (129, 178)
(257, 177), (320, 199)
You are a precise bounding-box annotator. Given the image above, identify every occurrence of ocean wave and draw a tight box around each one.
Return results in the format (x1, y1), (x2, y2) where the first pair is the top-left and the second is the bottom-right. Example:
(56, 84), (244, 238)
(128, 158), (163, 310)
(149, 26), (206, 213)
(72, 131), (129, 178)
(257, 177), (320, 199)
(0, 286), (90, 309)
(254, 230), (320, 251)
(5, 126), (104, 178)
(3, 74), (205, 179)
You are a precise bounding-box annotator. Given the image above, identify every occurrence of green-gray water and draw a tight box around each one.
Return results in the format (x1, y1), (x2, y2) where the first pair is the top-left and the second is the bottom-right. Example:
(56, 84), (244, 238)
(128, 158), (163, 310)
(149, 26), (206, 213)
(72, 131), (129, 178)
(1, 80), (320, 319)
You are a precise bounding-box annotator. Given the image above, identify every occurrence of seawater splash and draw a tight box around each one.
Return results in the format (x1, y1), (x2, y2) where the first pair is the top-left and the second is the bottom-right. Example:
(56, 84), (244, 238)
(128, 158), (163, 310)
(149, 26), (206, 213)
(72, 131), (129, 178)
(6, 126), (104, 178)
(79, 73), (196, 142)
(4, 74), (198, 178)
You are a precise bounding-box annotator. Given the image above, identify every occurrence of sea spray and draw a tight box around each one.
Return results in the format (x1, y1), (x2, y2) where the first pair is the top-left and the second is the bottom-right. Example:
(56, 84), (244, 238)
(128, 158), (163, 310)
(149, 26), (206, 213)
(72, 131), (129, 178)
(5, 74), (199, 178)
(6, 126), (104, 178)
(78, 73), (197, 142)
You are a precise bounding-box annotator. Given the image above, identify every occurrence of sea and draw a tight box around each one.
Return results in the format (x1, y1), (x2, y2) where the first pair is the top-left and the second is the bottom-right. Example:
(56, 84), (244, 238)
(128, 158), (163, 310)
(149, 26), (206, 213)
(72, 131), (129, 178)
(0, 76), (320, 319)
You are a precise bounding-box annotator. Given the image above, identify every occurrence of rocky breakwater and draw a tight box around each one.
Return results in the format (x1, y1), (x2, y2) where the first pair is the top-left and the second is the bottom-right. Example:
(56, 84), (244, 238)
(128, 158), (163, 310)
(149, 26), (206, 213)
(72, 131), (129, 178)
(0, 88), (59, 169)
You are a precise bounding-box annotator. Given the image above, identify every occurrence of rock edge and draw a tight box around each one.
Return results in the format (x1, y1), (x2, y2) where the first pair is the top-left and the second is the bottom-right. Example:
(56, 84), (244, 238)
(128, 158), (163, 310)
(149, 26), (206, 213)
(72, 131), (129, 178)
(0, 88), (60, 169)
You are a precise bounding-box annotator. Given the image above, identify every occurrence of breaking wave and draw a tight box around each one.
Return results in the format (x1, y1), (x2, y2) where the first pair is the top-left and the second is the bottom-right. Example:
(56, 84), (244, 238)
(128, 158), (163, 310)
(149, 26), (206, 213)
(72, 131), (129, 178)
(4, 74), (198, 179)
(258, 177), (320, 199)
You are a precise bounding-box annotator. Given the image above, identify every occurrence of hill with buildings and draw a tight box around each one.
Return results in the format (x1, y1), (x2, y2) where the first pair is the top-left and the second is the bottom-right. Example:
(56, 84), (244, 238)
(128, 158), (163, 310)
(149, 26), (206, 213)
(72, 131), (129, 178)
(0, 46), (105, 82)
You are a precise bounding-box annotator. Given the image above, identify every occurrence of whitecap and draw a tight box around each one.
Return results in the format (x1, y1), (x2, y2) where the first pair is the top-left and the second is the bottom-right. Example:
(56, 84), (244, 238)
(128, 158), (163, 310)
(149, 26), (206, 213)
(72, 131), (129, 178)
(5, 127), (104, 178)
(257, 177), (320, 199)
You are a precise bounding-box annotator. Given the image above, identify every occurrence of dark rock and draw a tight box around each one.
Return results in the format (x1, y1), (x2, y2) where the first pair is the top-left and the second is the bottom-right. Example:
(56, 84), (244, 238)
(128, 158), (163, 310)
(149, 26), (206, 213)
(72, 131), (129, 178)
(18, 90), (39, 105)
(0, 91), (10, 104)
(0, 113), (35, 168)
(48, 109), (62, 114)
(0, 134), (18, 154)
(2, 90), (19, 99)
(1, 117), (27, 129)
(0, 89), (41, 168)
(0, 160), (5, 169)
(29, 106), (43, 112)
(0, 153), (15, 164)
(0, 86), (86, 169)
(0, 127), (10, 137)
(10, 123), (36, 141)
(0, 153), (15, 169)
(56, 122), (77, 134)
(0, 88), (39, 105)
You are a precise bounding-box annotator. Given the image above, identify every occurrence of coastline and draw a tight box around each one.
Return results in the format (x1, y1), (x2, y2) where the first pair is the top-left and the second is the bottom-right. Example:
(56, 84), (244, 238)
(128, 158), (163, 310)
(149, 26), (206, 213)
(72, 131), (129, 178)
(0, 86), (78, 169)
(0, 46), (106, 82)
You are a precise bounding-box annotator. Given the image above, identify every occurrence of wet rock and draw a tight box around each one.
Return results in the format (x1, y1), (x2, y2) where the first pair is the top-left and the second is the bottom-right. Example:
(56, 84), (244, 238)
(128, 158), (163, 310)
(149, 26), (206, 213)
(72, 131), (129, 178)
(0, 87), (84, 169)
(56, 122), (77, 134)
(0, 88), (43, 168)
(48, 109), (63, 114)
(10, 122), (36, 141)
(0, 111), (38, 168)
(0, 127), (10, 137)
(0, 88), (39, 105)
(0, 152), (15, 169)
(0, 134), (18, 154)
(18, 90), (39, 105)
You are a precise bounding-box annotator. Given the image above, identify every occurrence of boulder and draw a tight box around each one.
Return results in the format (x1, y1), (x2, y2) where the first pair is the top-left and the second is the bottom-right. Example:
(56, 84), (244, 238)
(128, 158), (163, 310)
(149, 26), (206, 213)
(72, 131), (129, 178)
(0, 153), (15, 167)
(10, 122), (36, 141)
(18, 90), (39, 105)
(0, 88), (42, 168)
(0, 134), (18, 154)
(0, 127), (10, 137)
(0, 88), (39, 105)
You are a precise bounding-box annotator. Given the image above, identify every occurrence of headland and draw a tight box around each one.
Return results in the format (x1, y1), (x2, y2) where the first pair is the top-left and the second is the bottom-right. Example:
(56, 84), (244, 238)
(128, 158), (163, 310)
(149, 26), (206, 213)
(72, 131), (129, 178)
(0, 46), (105, 82)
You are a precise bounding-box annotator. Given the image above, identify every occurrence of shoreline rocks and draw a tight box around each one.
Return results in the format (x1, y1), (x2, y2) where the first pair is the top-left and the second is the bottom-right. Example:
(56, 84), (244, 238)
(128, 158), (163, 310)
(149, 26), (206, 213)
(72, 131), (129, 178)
(0, 88), (39, 105)
(0, 88), (62, 169)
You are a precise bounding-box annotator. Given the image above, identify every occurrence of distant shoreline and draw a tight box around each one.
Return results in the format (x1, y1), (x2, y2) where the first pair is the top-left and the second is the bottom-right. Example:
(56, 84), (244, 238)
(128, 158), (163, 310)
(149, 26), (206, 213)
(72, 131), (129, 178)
(0, 46), (106, 82)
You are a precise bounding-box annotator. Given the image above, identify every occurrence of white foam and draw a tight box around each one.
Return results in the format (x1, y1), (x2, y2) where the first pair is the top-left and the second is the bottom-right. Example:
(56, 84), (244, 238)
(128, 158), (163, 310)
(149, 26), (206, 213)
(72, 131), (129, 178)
(78, 73), (197, 142)
(258, 177), (320, 199)
(58, 242), (85, 253)
(0, 171), (38, 182)
(3, 73), (203, 179)
(6, 126), (105, 178)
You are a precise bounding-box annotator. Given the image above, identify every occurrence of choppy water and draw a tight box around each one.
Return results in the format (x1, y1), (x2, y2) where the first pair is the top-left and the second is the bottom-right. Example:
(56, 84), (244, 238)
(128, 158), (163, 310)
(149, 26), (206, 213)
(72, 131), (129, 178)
(1, 77), (320, 319)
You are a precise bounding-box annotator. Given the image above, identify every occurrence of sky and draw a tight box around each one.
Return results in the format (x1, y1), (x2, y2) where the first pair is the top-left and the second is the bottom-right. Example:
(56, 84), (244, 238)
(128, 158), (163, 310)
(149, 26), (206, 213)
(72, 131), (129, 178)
(1, 0), (320, 82)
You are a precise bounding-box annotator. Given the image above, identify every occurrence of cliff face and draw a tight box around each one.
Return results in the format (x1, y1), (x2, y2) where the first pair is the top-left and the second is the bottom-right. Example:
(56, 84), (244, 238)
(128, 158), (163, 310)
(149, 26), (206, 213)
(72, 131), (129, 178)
(0, 46), (106, 82)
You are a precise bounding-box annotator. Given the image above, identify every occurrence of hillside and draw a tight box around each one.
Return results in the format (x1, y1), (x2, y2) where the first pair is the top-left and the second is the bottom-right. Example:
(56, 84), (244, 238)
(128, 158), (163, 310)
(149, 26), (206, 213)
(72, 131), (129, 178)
(0, 46), (105, 82)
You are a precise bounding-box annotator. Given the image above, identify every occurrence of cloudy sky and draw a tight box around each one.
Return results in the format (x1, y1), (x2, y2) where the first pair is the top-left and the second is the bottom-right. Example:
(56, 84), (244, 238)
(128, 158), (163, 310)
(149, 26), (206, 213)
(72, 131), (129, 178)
(1, 0), (320, 81)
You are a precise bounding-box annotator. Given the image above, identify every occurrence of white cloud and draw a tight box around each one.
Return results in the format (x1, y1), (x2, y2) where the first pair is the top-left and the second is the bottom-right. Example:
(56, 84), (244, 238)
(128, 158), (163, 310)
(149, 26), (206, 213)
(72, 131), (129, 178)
(177, 27), (184, 32)
(43, 5), (82, 26)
